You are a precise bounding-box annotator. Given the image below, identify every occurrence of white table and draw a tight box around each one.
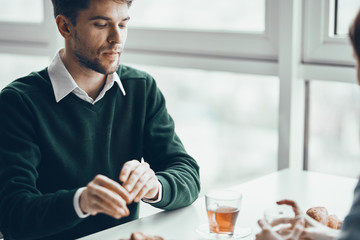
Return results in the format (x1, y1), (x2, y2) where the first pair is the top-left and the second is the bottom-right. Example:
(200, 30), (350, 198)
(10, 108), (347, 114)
(78, 169), (358, 240)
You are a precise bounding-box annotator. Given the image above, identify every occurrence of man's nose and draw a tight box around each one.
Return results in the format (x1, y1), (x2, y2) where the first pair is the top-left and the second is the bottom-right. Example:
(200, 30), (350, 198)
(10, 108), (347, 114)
(108, 26), (125, 44)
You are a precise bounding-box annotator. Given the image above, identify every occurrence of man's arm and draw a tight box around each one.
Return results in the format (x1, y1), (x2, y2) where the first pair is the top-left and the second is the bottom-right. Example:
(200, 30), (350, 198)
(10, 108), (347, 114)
(0, 88), (82, 239)
(141, 75), (201, 210)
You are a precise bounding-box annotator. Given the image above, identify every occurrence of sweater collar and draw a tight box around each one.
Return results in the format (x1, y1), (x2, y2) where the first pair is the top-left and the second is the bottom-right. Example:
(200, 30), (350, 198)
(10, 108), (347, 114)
(48, 49), (126, 103)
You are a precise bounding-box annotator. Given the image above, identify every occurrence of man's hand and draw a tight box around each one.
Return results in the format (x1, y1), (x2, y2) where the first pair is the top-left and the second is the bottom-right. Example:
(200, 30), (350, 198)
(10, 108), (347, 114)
(80, 174), (132, 219)
(119, 160), (159, 203)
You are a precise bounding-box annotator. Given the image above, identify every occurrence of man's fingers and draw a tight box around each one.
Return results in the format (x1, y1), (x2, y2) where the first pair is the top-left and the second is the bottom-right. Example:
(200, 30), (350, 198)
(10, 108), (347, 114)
(134, 180), (157, 202)
(119, 160), (139, 184)
(93, 174), (132, 203)
(87, 184), (130, 216)
(88, 182), (128, 208)
(91, 199), (128, 219)
(130, 170), (158, 202)
(119, 160), (159, 202)
(122, 162), (149, 192)
(80, 174), (132, 219)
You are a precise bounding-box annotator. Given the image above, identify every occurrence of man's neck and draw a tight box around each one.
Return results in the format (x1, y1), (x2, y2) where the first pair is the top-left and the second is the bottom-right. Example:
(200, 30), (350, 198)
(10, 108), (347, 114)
(60, 49), (107, 100)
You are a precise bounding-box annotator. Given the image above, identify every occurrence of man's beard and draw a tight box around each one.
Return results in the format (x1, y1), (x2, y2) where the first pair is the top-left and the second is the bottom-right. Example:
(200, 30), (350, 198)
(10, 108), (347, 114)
(74, 50), (120, 75)
(73, 32), (120, 74)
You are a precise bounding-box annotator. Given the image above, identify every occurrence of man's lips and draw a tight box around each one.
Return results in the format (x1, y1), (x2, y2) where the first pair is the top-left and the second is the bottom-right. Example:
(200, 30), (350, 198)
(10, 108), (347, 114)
(102, 51), (120, 60)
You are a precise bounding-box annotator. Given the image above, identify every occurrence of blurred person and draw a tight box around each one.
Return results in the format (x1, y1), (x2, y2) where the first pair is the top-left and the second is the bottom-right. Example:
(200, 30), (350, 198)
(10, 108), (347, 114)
(257, 200), (341, 240)
(339, 7), (360, 239)
(0, 0), (200, 239)
(256, 8), (360, 240)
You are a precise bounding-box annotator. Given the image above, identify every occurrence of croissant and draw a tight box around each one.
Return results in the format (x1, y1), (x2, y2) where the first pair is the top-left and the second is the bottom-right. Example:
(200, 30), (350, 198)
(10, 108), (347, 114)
(306, 207), (342, 229)
(327, 214), (342, 229)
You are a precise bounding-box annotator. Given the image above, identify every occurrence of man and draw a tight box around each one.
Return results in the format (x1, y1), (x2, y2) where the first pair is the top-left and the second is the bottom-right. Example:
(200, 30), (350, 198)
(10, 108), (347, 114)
(0, 0), (200, 239)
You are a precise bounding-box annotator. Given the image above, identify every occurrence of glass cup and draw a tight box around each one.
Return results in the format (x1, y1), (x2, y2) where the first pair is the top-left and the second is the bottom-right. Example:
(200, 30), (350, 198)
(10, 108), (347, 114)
(205, 190), (243, 237)
(264, 205), (295, 235)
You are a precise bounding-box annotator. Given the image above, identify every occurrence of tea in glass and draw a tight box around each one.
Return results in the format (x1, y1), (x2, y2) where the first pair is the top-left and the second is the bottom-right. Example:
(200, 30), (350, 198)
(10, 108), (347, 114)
(205, 190), (242, 236)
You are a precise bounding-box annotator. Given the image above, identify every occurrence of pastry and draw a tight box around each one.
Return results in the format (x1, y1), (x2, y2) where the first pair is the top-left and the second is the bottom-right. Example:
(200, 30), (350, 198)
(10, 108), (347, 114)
(327, 214), (342, 229)
(306, 207), (342, 229)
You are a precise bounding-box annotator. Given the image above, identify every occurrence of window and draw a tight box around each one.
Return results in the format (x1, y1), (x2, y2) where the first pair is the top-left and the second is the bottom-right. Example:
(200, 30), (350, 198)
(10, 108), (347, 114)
(132, 64), (279, 192)
(303, 0), (355, 65)
(303, 0), (360, 178)
(0, 0), (56, 56)
(126, 1), (277, 62)
(0, 0), (44, 23)
(335, 0), (360, 35)
(308, 80), (360, 177)
(0, 53), (50, 90)
(130, 0), (265, 32)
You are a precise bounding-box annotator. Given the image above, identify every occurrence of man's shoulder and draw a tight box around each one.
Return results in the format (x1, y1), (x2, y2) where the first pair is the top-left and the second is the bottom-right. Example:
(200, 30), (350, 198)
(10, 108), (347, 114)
(2, 68), (50, 96)
(117, 65), (152, 82)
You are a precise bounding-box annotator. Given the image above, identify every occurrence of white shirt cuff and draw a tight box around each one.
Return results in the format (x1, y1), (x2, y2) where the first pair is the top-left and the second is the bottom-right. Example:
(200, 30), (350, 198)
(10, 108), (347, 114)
(142, 181), (163, 204)
(73, 187), (91, 218)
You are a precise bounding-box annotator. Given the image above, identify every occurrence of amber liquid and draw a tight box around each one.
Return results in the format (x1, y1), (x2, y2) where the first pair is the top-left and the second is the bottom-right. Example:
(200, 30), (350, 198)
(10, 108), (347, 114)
(207, 206), (239, 234)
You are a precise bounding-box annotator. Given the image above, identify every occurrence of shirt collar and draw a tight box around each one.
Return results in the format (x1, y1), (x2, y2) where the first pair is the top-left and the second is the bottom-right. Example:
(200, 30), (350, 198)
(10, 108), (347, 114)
(48, 49), (126, 103)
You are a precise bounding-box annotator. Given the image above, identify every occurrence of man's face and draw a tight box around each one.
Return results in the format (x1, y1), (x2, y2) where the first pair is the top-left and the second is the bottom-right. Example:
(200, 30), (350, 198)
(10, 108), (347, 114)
(69, 0), (130, 74)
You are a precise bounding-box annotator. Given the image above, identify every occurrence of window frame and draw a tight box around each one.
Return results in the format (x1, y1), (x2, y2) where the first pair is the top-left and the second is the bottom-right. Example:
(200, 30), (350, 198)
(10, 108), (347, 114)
(125, 0), (279, 62)
(303, 0), (354, 66)
(0, 0), (56, 56)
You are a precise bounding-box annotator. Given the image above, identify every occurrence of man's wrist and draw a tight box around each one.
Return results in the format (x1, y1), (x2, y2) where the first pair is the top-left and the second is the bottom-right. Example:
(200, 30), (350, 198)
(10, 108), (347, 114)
(142, 181), (162, 203)
(73, 187), (90, 218)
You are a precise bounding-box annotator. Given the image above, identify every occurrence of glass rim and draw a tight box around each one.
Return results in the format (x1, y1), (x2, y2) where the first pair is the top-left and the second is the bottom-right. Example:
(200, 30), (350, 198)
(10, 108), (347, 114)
(205, 189), (242, 200)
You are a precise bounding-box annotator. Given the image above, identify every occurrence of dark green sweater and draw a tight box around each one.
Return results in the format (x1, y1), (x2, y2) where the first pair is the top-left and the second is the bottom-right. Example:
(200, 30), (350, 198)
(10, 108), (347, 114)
(0, 65), (200, 240)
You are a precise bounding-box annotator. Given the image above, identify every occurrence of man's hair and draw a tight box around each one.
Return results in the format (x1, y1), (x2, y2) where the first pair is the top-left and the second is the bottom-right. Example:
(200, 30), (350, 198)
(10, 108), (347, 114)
(51, 0), (133, 25)
(349, 9), (360, 59)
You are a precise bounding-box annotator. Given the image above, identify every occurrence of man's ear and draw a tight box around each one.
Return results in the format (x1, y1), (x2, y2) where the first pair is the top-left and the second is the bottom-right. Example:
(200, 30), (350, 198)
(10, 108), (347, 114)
(56, 15), (73, 40)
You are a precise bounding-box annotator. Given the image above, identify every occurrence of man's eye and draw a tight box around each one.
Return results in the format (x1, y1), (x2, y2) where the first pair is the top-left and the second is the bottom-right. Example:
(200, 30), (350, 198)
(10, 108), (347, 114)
(94, 23), (107, 27)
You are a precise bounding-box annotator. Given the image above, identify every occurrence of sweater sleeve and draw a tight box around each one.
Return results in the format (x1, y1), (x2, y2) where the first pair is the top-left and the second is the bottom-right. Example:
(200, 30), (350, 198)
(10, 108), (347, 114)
(0, 88), (82, 240)
(142, 75), (201, 210)
(337, 179), (360, 240)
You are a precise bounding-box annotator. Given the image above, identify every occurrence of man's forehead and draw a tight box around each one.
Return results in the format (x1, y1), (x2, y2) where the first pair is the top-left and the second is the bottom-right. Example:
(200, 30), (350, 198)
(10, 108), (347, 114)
(81, 0), (129, 15)
(87, 0), (127, 5)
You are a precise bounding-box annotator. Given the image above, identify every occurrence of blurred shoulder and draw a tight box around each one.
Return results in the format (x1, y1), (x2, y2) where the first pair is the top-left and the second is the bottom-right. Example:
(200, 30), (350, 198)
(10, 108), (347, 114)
(117, 64), (154, 83)
(1, 68), (51, 96)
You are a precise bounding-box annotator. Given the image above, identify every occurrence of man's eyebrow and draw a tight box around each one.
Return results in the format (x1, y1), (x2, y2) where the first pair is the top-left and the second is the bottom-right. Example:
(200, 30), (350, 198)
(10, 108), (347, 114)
(89, 16), (131, 21)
